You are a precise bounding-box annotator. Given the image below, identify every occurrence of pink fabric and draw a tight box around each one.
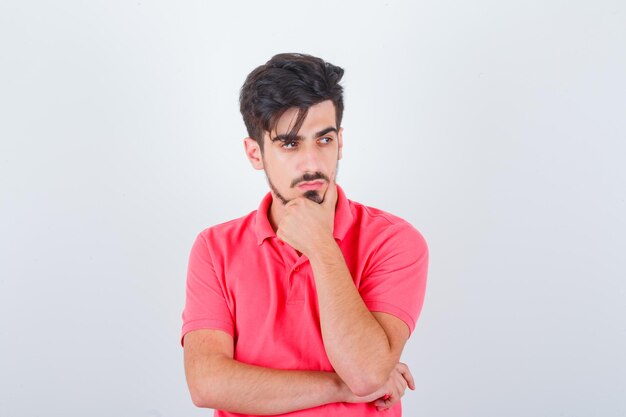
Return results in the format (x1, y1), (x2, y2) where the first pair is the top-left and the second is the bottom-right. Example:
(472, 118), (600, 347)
(181, 184), (429, 416)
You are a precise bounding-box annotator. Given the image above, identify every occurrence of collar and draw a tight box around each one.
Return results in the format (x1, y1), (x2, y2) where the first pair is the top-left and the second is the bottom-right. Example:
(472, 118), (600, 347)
(255, 183), (354, 246)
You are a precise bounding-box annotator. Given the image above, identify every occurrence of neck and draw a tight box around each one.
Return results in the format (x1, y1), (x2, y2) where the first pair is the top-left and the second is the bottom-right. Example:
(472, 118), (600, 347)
(268, 196), (284, 233)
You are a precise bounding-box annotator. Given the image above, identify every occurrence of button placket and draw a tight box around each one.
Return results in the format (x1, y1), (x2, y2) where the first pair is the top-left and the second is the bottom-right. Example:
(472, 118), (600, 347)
(272, 237), (312, 301)
(274, 238), (296, 263)
(287, 257), (309, 302)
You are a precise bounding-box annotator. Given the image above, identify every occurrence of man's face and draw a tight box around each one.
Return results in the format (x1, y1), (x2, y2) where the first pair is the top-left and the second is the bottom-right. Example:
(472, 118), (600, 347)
(258, 100), (343, 205)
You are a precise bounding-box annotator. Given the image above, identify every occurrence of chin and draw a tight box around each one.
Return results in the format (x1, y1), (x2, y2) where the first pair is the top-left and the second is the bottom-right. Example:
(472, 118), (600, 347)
(303, 190), (323, 204)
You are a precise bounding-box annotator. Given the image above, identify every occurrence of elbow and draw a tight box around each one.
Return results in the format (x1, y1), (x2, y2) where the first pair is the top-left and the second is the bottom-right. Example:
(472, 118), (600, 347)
(341, 355), (398, 397)
(351, 383), (383, 398)
(190, 389), (220, 409)
(185, 354), (230, 409)
(345, 371), (388, 397)
(191, 395), (205, 408)
(189, 384), (209, 408)
(188, 379), (220, 409)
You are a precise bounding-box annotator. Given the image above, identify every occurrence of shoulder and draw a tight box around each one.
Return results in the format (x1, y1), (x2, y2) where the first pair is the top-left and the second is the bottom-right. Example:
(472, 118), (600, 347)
(349, 199), (428, 250)
(195, 210), (257, 250)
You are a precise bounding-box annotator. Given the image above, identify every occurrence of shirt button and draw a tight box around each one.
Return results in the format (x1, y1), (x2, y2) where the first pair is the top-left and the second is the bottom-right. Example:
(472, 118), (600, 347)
(294, 266), (300, 272)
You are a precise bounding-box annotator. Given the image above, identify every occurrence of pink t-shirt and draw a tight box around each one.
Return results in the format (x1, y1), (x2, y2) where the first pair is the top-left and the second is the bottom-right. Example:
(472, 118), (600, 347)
(181, 184), (429, 416)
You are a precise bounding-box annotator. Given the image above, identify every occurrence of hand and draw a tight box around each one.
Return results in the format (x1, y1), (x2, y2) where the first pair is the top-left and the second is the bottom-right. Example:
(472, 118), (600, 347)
(276, 174), (338, 256)
(343, 362), (415, 410)
(372, 363), (415, 411)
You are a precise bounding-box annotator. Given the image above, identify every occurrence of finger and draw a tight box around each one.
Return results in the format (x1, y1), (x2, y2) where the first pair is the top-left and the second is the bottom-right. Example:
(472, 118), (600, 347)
(396, 376), (407, 397)
(374, 395), (399, 407)
(285, 198), (301, 208)
(373, 392), (391, 405)
(321, 171), (338, 209)
(376, 397), (396, 411)
(374, 397), (393, 409)
(397, 363), (416, 390)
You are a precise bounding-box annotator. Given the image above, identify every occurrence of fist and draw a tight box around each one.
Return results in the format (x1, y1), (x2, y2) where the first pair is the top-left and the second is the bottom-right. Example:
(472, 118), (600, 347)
(276, 175), (338, 256)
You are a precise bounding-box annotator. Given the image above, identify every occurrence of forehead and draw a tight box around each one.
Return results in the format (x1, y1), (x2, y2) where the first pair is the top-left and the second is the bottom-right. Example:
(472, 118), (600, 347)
(273, 99), (337, 136)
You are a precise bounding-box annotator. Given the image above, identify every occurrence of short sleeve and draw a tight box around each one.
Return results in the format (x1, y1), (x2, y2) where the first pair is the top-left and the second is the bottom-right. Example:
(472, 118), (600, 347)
(359, 222), (429, 336)
(180, 231), (234, 347)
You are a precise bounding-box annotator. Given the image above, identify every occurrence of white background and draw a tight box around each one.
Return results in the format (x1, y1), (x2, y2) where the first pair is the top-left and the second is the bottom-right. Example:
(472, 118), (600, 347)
(1, 1), (625, 416)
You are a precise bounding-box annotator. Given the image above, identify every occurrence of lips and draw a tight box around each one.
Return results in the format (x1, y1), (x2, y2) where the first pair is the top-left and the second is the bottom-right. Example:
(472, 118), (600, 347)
(297, 180), (325, 190)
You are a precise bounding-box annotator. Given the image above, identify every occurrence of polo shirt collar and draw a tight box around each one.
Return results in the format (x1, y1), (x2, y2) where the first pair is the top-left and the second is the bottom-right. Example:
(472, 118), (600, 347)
(255, 184), (354, 246)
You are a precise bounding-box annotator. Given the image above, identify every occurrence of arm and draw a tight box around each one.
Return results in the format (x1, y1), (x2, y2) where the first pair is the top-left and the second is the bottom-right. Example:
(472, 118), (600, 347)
(308, 241), (410, 396)
(275, 180), (426, 397)
(184, 328), (379, 414)
(182, 232), (349, 413)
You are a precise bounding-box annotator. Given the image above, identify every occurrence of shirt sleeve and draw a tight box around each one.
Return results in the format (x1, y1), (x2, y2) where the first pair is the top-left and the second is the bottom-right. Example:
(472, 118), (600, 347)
(180, 230), (234, 347)
(359, 222), (429, 336)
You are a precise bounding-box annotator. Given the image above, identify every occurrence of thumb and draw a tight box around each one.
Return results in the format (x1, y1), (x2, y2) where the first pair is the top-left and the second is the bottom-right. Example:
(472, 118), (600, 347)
(322, 174), (338, 210)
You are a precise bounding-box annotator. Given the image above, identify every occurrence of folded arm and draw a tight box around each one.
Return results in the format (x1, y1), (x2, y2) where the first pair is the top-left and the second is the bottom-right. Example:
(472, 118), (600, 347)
(184, 329), (388, 414)
(308, 239), (411, 397)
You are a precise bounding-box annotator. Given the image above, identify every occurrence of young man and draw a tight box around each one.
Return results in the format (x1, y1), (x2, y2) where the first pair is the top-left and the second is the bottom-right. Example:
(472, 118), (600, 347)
(181, 53), (429, 416)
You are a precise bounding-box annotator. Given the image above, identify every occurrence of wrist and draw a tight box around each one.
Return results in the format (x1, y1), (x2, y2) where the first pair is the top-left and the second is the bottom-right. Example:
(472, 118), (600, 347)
(307, 236), (341, 266)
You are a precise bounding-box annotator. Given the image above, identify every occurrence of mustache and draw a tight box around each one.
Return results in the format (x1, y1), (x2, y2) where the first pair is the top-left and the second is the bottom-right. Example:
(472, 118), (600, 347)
(291, 172), (329, 187)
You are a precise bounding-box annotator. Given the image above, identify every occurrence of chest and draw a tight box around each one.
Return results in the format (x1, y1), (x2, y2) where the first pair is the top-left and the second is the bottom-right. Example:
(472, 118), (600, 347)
(219, 240), (367, 333)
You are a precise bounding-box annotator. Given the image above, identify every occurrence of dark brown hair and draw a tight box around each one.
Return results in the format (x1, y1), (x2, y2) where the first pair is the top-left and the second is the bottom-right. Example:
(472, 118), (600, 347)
(239, 52), (345, 153)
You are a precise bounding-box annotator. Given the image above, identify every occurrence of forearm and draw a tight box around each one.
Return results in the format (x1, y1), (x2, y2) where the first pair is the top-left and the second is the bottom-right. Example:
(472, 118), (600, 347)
(308, 239), (398, 395)
(190, 353), (349, 414)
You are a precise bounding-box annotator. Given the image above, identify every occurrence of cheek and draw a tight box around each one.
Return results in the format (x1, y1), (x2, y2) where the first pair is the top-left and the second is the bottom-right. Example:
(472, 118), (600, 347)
(324, 153), (338, 171)
(268, 163), (292, 185)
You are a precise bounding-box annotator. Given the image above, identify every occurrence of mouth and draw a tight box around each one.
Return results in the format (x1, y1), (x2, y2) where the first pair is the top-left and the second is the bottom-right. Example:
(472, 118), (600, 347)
(297, 180), (325, 190)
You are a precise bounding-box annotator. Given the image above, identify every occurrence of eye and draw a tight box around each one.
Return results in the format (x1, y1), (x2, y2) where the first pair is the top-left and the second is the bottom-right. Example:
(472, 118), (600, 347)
(319, 137), (333, 144)
(281, 141), (298, 149)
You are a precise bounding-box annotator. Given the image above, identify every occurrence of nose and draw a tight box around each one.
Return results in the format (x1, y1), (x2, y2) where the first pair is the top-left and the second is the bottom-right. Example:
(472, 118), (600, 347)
(296, 142), (324, 173)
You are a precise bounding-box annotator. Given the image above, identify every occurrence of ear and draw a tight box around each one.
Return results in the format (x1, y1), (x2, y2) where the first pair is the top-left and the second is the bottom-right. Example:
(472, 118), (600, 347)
(337, 127), (343, 160)
(243, 137), (264, 170)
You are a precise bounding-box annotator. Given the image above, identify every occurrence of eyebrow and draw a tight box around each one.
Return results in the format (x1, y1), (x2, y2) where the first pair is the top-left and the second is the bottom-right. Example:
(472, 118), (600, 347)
(271, 126), (338, 142)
